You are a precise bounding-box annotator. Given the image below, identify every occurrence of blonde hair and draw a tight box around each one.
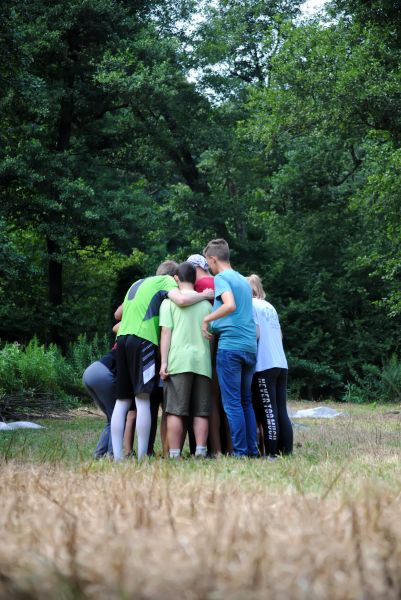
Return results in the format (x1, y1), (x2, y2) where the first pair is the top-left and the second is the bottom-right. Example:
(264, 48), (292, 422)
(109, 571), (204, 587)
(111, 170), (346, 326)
(247, 274), (266, 299)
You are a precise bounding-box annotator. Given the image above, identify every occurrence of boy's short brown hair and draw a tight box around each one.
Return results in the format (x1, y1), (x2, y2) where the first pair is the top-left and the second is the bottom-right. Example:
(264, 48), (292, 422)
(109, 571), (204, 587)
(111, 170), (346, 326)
(203, 238), (230, 261)
(156, 260), (179, 276)
(177, 262), (196, 285)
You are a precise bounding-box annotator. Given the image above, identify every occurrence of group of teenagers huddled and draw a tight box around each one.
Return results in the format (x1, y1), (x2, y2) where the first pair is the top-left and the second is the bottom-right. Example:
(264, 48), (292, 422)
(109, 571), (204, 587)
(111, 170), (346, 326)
(83, 238), (293, 460)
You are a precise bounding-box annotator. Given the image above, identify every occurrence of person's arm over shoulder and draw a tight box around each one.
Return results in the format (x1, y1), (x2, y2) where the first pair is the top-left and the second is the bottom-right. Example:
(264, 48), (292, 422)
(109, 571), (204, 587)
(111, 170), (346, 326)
(158, 275), (211, 306)
(168, 288), (214, 306)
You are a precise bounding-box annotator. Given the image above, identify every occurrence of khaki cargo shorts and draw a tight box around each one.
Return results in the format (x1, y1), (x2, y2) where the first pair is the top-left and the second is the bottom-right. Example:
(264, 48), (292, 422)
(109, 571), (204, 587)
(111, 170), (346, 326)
(164, 372), (212, 417)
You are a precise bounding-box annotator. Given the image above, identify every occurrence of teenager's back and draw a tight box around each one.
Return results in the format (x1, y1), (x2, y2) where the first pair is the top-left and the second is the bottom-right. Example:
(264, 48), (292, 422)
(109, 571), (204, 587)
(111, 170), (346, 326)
(253, 298), (288, 372)
(117, 275), (177, 344)
(159, 293), (212, 378)
(211, 270), (256, 354)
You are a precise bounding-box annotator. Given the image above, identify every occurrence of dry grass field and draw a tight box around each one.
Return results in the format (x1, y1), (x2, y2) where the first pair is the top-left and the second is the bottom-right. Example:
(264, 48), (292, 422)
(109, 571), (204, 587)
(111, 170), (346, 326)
(0, 401), (400, 600)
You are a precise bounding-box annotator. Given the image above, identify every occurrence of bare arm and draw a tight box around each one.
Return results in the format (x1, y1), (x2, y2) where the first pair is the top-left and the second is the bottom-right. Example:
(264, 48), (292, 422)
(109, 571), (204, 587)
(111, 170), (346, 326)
(112, 304), (124, 334)
(112, 304), (123, 334)
(114, 304), (123, 321)
(168, 288), (214, 307)
(204, 291), (236, 321)
(202, 291), (236, 339)
(160, 326), (172, 380)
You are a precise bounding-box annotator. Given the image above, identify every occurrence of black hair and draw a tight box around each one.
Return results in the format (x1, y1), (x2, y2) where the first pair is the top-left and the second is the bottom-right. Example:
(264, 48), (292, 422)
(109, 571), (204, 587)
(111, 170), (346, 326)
(177, 262), (196, 285)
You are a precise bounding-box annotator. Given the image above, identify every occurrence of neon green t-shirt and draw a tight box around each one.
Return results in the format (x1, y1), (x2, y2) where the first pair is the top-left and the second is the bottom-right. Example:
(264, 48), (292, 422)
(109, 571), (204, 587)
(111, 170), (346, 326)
(117, 275), (178, 345)
(159, 291), (212, 378)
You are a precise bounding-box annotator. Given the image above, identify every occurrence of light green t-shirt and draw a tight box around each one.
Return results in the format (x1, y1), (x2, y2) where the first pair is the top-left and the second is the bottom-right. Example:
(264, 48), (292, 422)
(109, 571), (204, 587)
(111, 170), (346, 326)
(159, 291), (212, 378)
(117, 275), (178, 346)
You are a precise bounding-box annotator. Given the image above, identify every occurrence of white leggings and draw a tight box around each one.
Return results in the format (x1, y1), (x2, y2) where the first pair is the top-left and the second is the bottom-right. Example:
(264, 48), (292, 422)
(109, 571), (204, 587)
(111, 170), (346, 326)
(111, 394), (151, 461)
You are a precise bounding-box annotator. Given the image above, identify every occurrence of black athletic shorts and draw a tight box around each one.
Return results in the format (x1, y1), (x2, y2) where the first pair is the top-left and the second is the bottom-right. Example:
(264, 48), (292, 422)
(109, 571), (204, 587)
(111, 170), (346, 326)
(116, 334), (158, 399)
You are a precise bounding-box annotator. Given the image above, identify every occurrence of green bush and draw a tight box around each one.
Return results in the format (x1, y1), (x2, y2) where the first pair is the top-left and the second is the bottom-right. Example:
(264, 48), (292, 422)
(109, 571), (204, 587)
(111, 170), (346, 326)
(66, 333), (111, 385)
(0, 338), (73, 400)
(19, 339), (72, 395)
(343, 355), (401, 403)
(380, 355), (401, 403)
(287, 356), (343, 399)
(0, 335), (111, 407)
(0, 342), (24, 395)
(342, 383), (367, 404)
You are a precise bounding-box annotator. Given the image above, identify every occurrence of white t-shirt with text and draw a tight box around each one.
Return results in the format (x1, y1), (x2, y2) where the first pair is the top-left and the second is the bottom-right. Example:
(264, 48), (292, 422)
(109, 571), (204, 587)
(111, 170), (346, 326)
(253, 298), (288, 372)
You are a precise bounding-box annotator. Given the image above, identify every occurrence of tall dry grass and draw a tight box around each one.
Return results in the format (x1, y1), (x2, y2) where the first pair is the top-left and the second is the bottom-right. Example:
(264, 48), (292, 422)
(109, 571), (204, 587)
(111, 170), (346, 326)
(1, 459), (400, 600)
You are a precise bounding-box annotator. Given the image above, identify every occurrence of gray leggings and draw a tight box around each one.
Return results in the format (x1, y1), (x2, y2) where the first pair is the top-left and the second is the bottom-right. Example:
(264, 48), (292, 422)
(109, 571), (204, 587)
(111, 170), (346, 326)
(82, 361), (116, 457)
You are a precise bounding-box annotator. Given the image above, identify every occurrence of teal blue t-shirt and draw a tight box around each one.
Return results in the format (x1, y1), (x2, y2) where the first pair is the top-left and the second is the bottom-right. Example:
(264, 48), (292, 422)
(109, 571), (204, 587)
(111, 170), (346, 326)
(211, 269), (257, 354)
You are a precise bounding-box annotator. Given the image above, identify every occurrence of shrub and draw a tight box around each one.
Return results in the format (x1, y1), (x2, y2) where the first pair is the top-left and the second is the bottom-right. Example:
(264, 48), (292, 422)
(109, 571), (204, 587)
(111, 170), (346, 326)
(0, 339), (73, 398)
(342, 383), (367, 404)
(0, 342), (24, 395)
(380, 354), (401, 403)
(66, 333), (112, 388)
(0, 339), (78, 418)
(0, 335), (112, 410)
(343, 355), (401, 403)
(18, 338), (72, 395)
(287, 356), (343, 399)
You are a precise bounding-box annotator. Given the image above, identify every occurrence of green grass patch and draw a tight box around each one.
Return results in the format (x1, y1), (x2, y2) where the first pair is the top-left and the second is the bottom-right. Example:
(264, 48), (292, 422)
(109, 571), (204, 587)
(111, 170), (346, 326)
(1, 401), (400, 497)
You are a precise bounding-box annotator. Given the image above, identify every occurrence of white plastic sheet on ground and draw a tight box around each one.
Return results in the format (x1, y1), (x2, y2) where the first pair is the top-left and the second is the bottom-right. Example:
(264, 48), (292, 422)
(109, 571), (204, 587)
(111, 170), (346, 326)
(291, 421), (310, 429)
(290, 406), (343, 419)
(0, 421), (45, 431)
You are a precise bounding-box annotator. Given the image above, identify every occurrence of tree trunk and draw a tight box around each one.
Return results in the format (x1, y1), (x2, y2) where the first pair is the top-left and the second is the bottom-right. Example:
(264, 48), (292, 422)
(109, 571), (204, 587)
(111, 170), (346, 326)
(47, 36), (76, 346)
(47, 237), (63, 306)
(46, 237), (65, 348)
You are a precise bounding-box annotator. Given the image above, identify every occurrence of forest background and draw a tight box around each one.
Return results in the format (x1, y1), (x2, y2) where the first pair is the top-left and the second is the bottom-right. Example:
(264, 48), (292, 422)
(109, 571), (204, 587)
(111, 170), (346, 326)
(1, 0), (400, 406)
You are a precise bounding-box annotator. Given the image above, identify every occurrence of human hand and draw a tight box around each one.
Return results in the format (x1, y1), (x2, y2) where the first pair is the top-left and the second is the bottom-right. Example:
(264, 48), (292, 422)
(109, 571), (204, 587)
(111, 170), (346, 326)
(160, 362), (169, 380)
(201, 288), (214, 301)
(202, 318), (213, 340)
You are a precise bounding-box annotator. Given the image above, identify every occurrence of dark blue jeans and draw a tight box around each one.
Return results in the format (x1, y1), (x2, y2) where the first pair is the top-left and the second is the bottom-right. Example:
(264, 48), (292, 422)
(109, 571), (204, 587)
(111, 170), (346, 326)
(216, 349), (258, 457)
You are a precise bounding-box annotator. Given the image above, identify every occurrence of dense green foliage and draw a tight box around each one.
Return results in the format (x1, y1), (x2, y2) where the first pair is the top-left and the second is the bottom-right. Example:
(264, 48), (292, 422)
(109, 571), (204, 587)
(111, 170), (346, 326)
(1, 0), (400, 400)
(0, 335), (110, 409)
